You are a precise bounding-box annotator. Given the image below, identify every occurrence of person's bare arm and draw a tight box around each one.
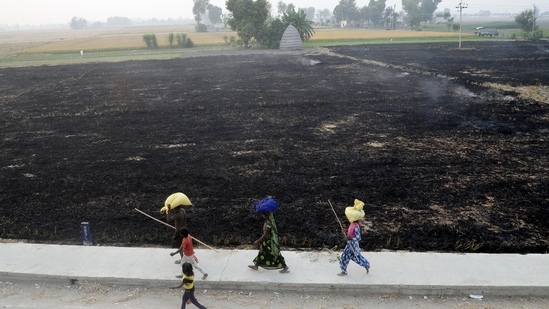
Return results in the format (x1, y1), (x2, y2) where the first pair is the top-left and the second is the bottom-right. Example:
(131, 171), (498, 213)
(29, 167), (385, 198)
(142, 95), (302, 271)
(253, 226), (270, 246)
(170, 281), (183, 289)
(170, 247), (182, 256)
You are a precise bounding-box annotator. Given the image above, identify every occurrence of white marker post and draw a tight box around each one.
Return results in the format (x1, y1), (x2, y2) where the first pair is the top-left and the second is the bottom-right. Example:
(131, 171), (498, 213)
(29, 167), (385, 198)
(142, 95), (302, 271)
(80, 222), (93, 246)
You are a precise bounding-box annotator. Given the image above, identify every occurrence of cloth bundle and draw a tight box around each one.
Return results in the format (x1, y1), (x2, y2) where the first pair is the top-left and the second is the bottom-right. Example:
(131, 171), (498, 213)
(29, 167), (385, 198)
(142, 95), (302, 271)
(160, 192), (192, 213)
(253, 197), (279, 213)
(345, 199), (365, 222)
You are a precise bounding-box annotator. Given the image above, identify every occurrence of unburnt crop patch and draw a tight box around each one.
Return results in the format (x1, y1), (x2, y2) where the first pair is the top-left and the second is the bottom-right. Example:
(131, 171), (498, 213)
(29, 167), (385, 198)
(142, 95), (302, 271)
(1, 41), (548, 253)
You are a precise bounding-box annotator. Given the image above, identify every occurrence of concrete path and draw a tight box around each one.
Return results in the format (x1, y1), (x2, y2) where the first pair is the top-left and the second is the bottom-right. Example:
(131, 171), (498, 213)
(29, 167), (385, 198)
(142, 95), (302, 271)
(1, 242), (547, 297)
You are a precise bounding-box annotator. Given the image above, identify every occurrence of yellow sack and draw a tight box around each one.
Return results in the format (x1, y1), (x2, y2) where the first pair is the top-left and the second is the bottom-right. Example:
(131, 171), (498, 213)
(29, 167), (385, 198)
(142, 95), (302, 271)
(160, 192), (192, 213)
(345, 199), (365, 222)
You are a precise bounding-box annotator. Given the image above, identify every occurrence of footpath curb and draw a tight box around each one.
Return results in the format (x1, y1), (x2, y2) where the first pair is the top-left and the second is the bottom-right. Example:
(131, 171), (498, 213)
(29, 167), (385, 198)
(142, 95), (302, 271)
(1, 243), (547, 297)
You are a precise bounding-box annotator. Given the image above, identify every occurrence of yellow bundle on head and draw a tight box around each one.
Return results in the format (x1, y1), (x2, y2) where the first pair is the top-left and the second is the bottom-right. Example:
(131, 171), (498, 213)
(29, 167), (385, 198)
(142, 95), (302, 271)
(160, 192), (192, 213)
(345, 199), (365, 222)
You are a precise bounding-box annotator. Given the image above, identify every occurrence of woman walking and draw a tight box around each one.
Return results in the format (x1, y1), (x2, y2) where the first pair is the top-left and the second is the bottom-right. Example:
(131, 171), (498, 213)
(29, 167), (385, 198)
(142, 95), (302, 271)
(248, 197), (290, 273)
(337, 199), (370, 276)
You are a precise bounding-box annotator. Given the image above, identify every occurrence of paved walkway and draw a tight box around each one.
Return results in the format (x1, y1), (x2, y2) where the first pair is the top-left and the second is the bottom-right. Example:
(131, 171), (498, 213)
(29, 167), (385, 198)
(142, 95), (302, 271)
(1, 242), (547, 297)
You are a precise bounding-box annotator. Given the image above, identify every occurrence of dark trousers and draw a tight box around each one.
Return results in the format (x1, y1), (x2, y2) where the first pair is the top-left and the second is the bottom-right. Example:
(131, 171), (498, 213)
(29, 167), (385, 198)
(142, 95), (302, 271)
(181, 289), (206, 309)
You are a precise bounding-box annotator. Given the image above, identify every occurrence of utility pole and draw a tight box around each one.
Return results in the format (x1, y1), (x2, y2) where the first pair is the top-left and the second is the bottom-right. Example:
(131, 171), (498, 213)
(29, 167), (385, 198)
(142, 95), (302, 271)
(393, 4), (397, 30)
(532, 4), (537, 38)
(456, 1), (467, 49)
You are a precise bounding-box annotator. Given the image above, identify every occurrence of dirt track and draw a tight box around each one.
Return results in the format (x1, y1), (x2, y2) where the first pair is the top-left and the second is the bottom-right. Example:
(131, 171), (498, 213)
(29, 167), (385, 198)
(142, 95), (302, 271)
(0, 41), (548, 253)
(2, 280), (549, 309)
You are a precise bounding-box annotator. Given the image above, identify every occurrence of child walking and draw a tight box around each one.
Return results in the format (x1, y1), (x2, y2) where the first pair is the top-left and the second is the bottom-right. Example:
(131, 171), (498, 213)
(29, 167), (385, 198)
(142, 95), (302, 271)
(170, 227), (208, 280)
(337, 199), (370, 276)
(171, 262), (207, 309)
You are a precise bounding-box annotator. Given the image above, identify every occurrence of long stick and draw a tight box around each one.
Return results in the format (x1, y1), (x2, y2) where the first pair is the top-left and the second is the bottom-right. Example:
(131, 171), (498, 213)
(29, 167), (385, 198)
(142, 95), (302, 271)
(135, 208), (174, 229)
(328, 199), (345, 233)
(134, 208), (218, 253)
(327, 200), (359, 258)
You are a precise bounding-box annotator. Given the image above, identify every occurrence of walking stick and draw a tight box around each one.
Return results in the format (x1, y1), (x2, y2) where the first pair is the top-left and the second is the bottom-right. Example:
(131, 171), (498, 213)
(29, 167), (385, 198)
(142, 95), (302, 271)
(134, 208), (219, 253)
(327, 200), (359, 259)
(328, 199), (345, 233)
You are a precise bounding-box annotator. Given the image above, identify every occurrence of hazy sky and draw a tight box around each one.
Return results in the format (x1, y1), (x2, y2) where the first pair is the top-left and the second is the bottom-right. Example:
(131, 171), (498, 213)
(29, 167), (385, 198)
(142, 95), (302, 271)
(0, 0), (544, 26)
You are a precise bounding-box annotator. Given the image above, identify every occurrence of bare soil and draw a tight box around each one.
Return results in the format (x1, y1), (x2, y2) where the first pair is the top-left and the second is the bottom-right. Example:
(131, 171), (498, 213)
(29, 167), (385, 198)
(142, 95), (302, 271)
(2, 280), (549, 309)
(0, 41), (548, 253)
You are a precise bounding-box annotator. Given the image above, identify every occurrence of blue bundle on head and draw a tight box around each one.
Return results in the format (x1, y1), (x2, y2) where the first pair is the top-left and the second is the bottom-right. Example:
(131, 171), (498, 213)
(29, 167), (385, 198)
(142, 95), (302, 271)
(253, 197), (279, 213)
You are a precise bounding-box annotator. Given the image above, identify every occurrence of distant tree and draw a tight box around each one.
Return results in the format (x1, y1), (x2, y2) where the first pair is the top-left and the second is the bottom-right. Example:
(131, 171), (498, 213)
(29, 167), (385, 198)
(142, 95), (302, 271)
(195, 23), (208, 32)
(142, 34), (158, 48)
(383, 5), (399, 29)
(532, 29), (543, 41)
(185, 38), (194, 48)
(287, 3), (295, 11)
(401, 0), (441, 29)
(226, 0), (270, 47)
(277, 1), (287, 17)
(302, 7), (316, 21)
(175, 33), (185, 46)
(174, 33), (194, 47)
(365, 0), (387, 27)
(282, 9), (315, 41)
(89, 21), (104, 29)
(107, 16), (131, 27)
(69, 16), (87, 29)
(359, 6), (371, 25)
(319, 9), (331, 25)
(515, 9), (537, 32)
(208, 5), (223, 28)
(221, 12), (232, 28)
(420, 0), (441, 21)
(333, 0), (360, 23)
(168, 33), (175, 46)
(443, 11), (454, 31)
(193, 0), (210, 31)
(258, 18), (287, 48)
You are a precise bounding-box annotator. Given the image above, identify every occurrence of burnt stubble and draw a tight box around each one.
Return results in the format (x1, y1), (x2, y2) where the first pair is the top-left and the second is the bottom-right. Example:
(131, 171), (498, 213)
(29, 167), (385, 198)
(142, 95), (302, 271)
(1, 41), (548, 253)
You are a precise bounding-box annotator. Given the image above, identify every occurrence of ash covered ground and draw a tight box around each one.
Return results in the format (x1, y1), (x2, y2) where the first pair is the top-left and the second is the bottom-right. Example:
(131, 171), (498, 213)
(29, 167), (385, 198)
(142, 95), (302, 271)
(1, 41), (548, 253)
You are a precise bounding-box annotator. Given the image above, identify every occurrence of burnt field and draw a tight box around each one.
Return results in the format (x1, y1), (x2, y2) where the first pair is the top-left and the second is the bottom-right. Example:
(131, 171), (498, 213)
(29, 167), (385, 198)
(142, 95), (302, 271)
(1, 41), (548, 253)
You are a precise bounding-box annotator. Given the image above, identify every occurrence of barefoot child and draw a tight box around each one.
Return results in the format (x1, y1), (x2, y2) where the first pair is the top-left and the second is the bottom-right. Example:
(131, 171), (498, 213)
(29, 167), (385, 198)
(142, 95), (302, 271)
(170, 227), (208, 280)
(171, 262), (207, 309)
